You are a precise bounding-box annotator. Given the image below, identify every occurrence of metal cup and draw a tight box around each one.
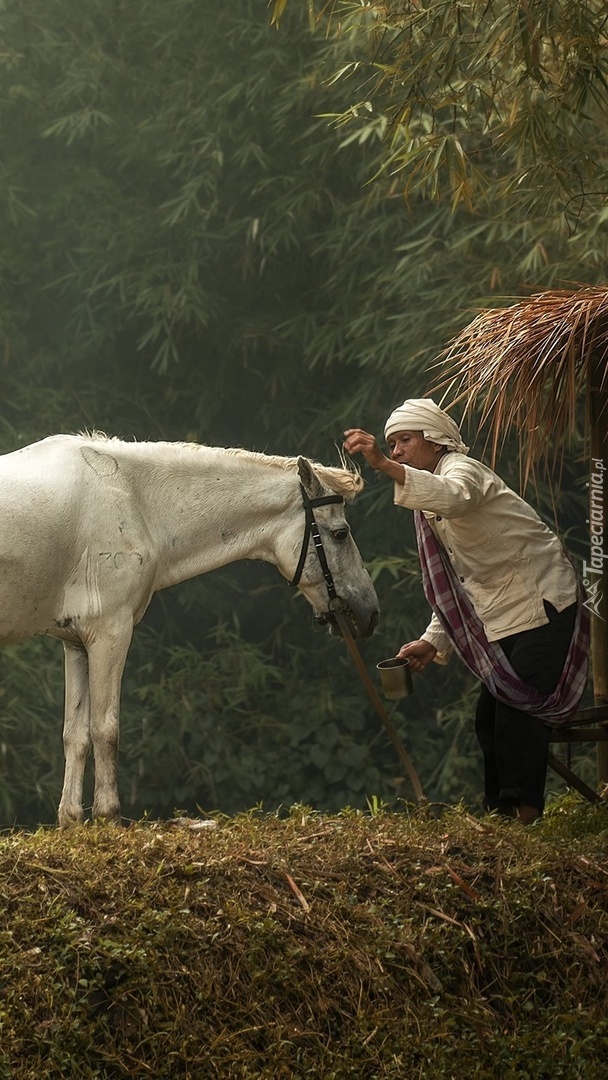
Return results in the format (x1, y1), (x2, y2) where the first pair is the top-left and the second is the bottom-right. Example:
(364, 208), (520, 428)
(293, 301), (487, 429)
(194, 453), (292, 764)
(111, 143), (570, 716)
(376, 657), (413, 700)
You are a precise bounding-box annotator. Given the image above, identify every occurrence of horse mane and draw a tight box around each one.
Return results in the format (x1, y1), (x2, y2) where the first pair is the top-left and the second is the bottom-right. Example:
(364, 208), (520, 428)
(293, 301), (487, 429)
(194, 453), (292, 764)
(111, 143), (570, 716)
(222, 447), (364, 499)
(77, 432), (364, 500)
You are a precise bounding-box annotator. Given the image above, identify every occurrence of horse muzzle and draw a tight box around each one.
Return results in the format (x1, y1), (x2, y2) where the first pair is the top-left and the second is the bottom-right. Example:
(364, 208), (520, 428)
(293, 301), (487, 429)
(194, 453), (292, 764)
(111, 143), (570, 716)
(315, 596), (379, 640)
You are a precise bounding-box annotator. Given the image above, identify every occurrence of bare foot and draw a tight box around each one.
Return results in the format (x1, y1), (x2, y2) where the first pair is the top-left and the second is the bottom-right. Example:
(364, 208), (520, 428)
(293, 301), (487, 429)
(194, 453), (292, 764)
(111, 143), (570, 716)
(516, 803), (542, 825)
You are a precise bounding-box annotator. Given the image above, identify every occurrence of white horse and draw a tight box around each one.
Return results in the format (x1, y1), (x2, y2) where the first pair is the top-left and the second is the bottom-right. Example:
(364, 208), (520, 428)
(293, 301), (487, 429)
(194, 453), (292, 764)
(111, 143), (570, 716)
(0, 433), (378, 826)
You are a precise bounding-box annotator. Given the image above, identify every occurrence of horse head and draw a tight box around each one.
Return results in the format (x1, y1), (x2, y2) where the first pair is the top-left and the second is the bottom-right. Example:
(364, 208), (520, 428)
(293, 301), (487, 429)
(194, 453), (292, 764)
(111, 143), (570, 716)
(284, 457), (379, 640)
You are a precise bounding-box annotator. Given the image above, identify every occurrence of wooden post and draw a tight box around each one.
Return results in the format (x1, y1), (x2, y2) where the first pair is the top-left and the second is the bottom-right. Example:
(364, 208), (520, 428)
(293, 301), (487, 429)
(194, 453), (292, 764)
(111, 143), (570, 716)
(588, 355), (608, 784)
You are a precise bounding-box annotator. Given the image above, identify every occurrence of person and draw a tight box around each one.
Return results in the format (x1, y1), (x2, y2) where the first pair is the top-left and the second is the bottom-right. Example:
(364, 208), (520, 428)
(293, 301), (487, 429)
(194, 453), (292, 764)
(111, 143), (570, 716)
(344, 398), (589, 824)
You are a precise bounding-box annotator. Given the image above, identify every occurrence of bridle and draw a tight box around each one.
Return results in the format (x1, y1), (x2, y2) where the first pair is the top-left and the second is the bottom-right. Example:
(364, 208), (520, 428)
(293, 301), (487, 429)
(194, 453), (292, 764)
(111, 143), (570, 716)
(290, 484), (344, 604)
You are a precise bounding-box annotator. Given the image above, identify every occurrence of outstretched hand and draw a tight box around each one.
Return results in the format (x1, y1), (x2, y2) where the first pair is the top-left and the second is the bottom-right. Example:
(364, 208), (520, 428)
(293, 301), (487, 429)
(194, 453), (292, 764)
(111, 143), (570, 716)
(397, 639), (437, 673)
(343, 428), (387, 470)
(343, 428), (405, 484)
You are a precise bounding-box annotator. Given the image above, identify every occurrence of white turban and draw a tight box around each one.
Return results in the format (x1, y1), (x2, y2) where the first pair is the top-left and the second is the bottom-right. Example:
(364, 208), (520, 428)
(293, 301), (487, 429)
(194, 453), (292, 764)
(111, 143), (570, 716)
(384, 398), (469, 454)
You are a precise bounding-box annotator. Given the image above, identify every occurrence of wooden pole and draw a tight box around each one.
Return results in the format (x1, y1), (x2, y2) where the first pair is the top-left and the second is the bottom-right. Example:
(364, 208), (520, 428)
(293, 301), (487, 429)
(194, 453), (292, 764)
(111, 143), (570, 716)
(587, 355), (608, 784)
(333, 611), (426, 804)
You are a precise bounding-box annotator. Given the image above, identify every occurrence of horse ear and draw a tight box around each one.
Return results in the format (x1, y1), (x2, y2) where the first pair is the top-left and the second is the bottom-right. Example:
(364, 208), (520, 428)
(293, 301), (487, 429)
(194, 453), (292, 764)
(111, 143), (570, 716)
(297, 456), (326, 499)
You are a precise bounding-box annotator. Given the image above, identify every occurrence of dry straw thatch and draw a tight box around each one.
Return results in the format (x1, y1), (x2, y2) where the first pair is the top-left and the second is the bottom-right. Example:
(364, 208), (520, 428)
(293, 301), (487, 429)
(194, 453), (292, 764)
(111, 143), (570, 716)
(1, 800), (607, 1078)
(434, 285), (608, 486)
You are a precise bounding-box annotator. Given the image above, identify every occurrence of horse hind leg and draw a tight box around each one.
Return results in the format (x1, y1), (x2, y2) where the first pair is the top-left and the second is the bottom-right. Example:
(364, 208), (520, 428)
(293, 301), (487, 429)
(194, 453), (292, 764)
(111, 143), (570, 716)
(87, 624), (133, 824)
(58, 642), (91, 828)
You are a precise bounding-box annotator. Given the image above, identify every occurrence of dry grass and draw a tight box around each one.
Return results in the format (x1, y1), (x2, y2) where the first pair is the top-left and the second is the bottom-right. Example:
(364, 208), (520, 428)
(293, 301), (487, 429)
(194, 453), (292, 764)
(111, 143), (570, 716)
(1, 798), (607, 1078)
(433, 285), (608, 486)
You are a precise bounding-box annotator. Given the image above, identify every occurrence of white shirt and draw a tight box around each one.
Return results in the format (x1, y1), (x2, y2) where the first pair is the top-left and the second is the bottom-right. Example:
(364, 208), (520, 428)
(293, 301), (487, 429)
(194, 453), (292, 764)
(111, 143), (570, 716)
(393, 452), (579, 663)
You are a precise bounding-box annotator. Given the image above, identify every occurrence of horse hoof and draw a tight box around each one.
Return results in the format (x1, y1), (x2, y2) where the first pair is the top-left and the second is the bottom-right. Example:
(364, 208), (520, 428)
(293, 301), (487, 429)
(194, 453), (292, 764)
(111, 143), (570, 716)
(92, 802), (122, 825)
(57, 806), (85, 829)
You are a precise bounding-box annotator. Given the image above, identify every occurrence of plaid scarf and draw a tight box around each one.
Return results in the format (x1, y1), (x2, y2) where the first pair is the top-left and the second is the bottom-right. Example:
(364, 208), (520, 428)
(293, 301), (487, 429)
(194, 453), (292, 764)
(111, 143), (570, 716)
(414, 511), (589, 725)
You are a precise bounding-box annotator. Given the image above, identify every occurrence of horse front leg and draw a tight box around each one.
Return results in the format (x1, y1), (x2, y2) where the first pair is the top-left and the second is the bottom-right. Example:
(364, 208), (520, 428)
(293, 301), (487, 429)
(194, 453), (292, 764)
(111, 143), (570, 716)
(87, 624), (133, 824)
(58, 641), (91, 829)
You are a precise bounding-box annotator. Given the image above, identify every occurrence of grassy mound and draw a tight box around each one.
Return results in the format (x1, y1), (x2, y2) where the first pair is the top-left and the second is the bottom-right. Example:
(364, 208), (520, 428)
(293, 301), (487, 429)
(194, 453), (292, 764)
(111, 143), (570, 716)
(1, 797), (607, 1078)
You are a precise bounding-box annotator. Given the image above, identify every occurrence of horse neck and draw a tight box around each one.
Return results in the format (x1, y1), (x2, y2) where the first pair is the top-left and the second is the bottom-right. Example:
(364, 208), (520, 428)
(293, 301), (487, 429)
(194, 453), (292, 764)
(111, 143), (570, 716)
(141, 449), (297, 589)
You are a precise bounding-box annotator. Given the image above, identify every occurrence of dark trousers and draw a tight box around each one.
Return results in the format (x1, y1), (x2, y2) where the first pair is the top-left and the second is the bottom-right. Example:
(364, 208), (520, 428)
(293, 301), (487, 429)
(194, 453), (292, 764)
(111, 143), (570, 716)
(474, 601), (577, 814)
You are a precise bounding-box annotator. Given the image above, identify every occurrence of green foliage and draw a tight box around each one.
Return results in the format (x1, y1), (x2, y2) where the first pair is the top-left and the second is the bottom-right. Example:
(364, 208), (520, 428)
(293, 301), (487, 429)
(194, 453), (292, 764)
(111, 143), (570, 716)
(277, 1), (608, 230)
(121, 624), (392, 817)
(0, 640), (65, 823)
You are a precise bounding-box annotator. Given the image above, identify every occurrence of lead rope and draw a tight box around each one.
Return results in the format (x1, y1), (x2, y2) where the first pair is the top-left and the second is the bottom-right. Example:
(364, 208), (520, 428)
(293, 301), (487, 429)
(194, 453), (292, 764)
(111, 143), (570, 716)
(333, 610), (426, 805)
(289, 484), (425, 803)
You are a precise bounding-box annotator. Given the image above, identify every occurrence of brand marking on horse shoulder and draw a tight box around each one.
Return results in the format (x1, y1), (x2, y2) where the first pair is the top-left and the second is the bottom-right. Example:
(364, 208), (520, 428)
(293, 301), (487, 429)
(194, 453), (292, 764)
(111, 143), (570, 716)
(98, 550), (144, 568)
(81, 447), (119, 476)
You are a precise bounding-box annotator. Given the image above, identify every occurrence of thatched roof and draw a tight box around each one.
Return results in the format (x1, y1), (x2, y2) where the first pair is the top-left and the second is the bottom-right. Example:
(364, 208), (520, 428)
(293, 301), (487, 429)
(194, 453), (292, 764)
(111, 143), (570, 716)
(433, 286), (608, 485)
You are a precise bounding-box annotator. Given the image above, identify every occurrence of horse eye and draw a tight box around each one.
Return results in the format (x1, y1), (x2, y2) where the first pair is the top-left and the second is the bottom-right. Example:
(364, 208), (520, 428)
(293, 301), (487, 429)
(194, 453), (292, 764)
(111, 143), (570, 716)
(331, 527), (349, 543)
